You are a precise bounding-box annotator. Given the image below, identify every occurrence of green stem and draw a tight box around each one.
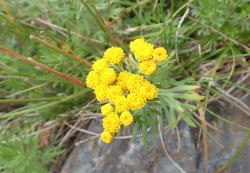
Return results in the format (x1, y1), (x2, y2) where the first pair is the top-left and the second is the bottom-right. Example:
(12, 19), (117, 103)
(0, 97), (65, 103)
(207, 108), (250, 131)
(0, 89), (90, 119)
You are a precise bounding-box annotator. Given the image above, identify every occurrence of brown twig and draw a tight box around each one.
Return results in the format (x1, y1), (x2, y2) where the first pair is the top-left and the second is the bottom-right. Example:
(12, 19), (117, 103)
(192, 112), (220, 132)
(40, 31), (74, 53)
(30, 35), (92, 67)
(0, 45), (86, 87)
(199, 108), (208, 173)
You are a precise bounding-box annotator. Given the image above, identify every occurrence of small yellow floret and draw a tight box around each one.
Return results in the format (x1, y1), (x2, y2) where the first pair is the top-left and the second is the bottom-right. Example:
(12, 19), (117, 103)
(137, 82), (158, 100)
(126, 73), (145, 92)
(116, 71), (132, 90)
(86, 71), (101, 89)
(153, 47), (168, 62)
(103, 47), (125, 64)
(100, 68), (117, 85)
(130, 38), (154, 61)
(112, 96), (128, 113)
(101, 104), (114, 116)
(103, 112), (121, 133)
(106, 85), (123, 102)
(120, 112), (134, 126)
(94, 84), (108, 102)
(139, 60), (157, 75)
(134, 43), (154, 61)
(127, 93), (146, 110)
(100, 131), (114, 144)
(92, 59), (108, 72)
(129, 38), (145, 53)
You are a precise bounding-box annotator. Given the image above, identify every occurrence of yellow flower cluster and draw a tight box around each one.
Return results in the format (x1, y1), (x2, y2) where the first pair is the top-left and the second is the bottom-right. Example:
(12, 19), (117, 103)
(96, 71), (157, 143)
(86, 38), (168, 144)
(120, 112), (134, 126)
(130, 38), (168, 75)
(100, 131), (113, 144)
(103, 47), (125, 64)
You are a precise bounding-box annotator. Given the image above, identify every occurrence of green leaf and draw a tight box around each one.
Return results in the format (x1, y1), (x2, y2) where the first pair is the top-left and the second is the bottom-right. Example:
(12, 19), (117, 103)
(183, 103), (197, 110)
(132, 122), (140, 141)
(148, 107), (161, 116)
(159, 96), (177, 128)
(167, 105), (177, 128)
(173, 93), (205, 101)
(164, 96), (185, 113)
(158, 114), (163, 127)
(147, 101), (161, 107)
(164, 85), (200, 92)
(144, 115), (158, 134)
(142, 125), (148, 146)
(179, 113), (196, 127)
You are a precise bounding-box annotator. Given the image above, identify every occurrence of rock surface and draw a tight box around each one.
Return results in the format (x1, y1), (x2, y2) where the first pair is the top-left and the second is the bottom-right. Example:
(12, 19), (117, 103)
(61, 120), (197, 173)
(198, 95), (250, 173)
(61, 96), (250, 173)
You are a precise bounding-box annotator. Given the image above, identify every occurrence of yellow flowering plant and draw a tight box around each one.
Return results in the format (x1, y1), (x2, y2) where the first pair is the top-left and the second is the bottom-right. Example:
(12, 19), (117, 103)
(86, 38), (204, 144)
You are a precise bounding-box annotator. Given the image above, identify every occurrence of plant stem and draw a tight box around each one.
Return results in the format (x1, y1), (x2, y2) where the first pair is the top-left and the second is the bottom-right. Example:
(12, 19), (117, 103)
(0, 97), (65, 103)
(0, 89), (90, 119)
(30, 35), (91, 67)
(0, 46), (86, 87)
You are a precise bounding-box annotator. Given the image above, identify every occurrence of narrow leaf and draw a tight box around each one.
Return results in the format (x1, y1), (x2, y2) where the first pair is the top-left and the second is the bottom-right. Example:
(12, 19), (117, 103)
(132, 122), (140, 141)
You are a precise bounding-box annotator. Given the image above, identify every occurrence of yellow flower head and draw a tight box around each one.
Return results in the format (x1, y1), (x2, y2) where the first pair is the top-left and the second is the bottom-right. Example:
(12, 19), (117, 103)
(92, 59), (108, 72)
(112, 95), (129, 113)
(120, 111), (134, 126)
(101, 104), (114, 116)
(129, 38), (145, 53)
(117, 72), (146, 92)
(139, 60), (157, 75)
(153, 47), (168, 62)
(103, 112), (121, 133)
(94, 84), (108, 102)
(126, 73), (145, 92)
(134, 43), (154, 61)
(127, 93), (146, 110)
(106, 85), (123, 102)
(100, 67), (117, 85)
(100, 131), (114, 144)
(103, 47), (125, 64)
(86, 71), (101, 89)
(130, 38), (154, 61)
(137, 82), (158, 100)
(116, 71), (132, 90)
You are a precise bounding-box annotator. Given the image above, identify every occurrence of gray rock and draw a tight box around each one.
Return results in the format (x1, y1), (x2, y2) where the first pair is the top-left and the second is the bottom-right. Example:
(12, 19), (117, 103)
(198, 95), (250, 173)
(61, 95), (250, 173)
(61, 120), (197, 173)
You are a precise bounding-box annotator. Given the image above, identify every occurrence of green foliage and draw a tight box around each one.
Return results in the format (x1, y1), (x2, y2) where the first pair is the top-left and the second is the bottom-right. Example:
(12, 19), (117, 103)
(0, 135), (61, 173)
(132, 78), (203, 144)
